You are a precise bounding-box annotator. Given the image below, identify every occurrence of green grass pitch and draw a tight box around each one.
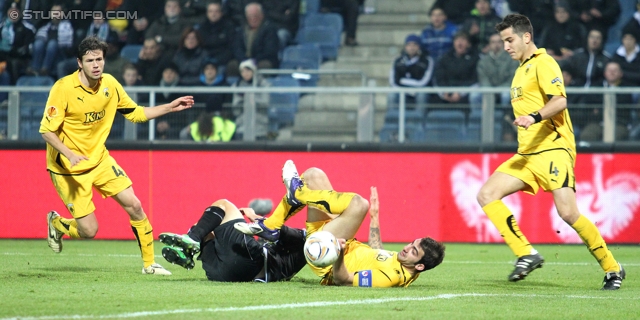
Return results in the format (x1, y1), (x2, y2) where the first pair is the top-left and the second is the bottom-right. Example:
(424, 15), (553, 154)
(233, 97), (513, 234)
(1, 240), (638, 319)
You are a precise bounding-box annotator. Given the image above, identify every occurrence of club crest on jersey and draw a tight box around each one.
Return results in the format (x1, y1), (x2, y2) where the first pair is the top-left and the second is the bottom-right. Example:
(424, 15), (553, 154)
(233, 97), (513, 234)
(551, 77), (562, 84)
(46, 106), (58, 118)
(103, 87), (110, 98)
(525, 64), (532, 74)
(67, 203), (75, 214)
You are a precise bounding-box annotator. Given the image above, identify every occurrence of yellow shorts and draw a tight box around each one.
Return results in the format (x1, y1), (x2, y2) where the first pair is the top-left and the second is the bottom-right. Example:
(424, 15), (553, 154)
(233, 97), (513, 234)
(496, 149), (576, 195)
(49, 155), (132, 218)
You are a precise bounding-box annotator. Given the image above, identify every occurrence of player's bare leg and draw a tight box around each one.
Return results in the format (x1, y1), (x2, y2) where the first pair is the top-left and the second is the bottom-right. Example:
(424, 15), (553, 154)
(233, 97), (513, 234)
(113, 187), (171, 275)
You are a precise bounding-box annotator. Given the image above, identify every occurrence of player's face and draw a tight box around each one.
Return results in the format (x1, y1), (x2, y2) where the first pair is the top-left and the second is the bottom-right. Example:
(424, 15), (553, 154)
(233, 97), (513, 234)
(78, 50), (105, 81)
(397, 239), (425, 265)
(500, 27), (528, 62)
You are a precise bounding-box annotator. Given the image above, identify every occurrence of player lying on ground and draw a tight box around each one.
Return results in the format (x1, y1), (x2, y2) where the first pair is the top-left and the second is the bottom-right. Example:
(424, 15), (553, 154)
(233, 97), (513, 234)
(235, 160), (446, 287)
(159, 199), (307, 282)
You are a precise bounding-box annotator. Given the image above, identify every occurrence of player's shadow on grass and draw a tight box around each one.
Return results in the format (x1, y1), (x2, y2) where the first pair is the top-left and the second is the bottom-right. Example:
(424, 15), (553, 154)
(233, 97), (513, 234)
(476, 279), (566, 289)
(34, 266), (94, 273)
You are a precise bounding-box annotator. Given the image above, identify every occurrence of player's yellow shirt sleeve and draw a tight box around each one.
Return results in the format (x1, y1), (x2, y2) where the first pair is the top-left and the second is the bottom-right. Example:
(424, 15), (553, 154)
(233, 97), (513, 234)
(113, 81), (148, 123)
(535, 55), (566, 98)
(39, 80), (68, 134)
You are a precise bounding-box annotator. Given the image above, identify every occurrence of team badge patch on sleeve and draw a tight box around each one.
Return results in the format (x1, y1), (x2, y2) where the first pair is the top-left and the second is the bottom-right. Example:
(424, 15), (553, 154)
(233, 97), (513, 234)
(358, 270), (372, 287)
(551, 77), (562, 84)
(46, 106), (58, 118)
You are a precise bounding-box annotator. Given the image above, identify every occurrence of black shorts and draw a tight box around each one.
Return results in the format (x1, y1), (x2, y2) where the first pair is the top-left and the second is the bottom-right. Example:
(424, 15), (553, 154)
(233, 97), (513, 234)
(263, 226), (307, 282)
(200, 218), (264, 282)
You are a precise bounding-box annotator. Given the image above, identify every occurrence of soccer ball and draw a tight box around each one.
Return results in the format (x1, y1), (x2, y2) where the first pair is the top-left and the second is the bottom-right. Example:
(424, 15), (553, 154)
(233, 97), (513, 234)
(303, 231), (341, 268)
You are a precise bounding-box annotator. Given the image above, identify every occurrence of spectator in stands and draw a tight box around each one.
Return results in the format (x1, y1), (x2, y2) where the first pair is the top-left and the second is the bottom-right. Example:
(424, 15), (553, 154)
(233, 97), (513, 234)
(123, 0), (164, 45)
(623, 1), (640, 43)
(462, 0), (502, 54)
(490, 0), (512, 18)
(420, 7), (459, 61)
(27, 3), (74, 77)
(223, 0), (253, 27)
(228, 2), (279, 77)
(472, 33), (518, 110)
(232, 59), (270, 140)
(388, 34), (434, 113)
(180, 94), (236, 142)
(181, 0), (208, 20)
(66, 0), (105, 41)
(578, 61), (634, 142)
(612, 30), (640, 86)
(432, 32), (480, 113)
(145, 0), (192, 54)
(103, 33), (130, 83)
(172, 27), (209, 86)
(0, 2), (35, 83)
(86, 17), (112, 42)
(262, 0), (299, 50)
(562, 29), (611, 88)
(570, 0), (619, 43)
(321, 0), (359, 46)
(11, 0), (52, 30)
(136, 38), (172, 85)
(194, 59), (230, 104)
(155, 63), (188, 140)
(506, 0), (555, 42)
(430, 0), (476, 25)
(122, 63), (142, 86)
(195, 1), (235, 67)
(539, 1), (586, 62)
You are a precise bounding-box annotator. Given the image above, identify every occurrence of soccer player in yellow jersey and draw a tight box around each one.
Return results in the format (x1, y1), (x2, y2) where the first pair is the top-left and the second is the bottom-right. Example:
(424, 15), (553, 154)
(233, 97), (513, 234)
(235, 160), (446, 287)
(476, 14), (625, 290)
(39, 36), (194, 275)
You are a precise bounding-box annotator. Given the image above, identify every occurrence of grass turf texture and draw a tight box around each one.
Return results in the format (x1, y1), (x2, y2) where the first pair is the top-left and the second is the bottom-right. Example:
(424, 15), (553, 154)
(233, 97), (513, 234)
(1, 240), (638, 319)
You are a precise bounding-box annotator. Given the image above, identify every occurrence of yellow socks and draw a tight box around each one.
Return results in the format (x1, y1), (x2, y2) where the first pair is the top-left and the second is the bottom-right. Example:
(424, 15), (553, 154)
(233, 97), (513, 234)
(52, 216), (80, 238)
(263, 185), (356, 230)
(482, 200), (533, 257)
(130, 217), (155, 268)
(571, 214), (619, 273)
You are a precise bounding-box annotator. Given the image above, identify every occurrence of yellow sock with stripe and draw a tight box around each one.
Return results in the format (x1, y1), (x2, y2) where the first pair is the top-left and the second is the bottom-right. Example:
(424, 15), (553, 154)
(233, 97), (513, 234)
(571, 214), (619, 273)
(263, 197), (305, 230)
(52, 217), (80, 238)
(130, 218), (155, 268)
(294, 185), (356, 215)
(482, 200), (533, 257)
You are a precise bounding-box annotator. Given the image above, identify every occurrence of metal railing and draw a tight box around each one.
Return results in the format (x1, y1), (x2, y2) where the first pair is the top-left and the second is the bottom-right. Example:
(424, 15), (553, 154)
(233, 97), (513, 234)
(1, 84), (638, 143)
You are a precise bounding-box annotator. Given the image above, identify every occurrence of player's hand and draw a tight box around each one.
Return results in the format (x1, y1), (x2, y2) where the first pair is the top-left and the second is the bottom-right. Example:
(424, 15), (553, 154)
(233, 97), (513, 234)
(369, 186), (379, 220)
(68, 153), (89, 167)
(337, 238), (347, 252)
(239, 207), (261, 222)
(513, 115), (535, 129)
(170, 96), (194, 112)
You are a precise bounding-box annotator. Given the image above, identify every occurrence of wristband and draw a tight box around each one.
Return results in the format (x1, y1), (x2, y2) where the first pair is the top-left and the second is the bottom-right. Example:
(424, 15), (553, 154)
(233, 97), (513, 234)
(529, 112), (542, 123)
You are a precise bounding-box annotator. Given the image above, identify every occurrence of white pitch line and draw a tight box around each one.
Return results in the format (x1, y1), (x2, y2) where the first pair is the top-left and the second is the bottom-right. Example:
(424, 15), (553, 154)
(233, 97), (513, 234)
(3, 293), (640, 320)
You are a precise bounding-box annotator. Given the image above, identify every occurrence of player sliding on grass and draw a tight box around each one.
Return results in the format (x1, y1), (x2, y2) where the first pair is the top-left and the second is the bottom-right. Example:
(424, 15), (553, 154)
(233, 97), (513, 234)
(235, 160), (446, 287)
(40, 36), (193, 275)
(158, 200), (307, 282)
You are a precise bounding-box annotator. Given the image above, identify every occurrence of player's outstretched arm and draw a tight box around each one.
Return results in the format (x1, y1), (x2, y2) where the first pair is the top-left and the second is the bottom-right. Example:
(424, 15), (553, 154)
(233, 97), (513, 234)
(41, 132), (89, 168)
(513, 95), (567, 129)
(368, 186), (383, 250)
(331, 239), (354, 286)
(143, 96), (194, 120)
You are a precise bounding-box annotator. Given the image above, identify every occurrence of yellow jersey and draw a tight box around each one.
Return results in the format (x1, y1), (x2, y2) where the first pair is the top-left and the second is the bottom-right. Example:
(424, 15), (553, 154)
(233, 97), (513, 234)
(510, 48), (575, 157)
(39, 71), (148, 174)
(323, 240), (418, 287)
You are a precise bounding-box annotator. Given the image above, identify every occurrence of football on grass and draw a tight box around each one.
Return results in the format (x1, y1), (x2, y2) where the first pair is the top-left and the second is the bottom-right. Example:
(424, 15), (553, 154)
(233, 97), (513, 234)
(304, 231), (341, 268)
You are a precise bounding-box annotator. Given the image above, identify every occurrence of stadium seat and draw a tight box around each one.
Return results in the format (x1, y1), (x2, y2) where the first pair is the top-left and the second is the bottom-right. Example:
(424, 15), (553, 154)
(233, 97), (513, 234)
(379, 123), (425, 143)
(304, 0), (320, 14)
(303, 13), (343, 47)
(296, 26), (340, 61)
(466, 108), (504, 141)
(16, 76), (54, 140)
(424, 110), (466, 141)
(283, 44), (322, 66)
(120, 44), (142, 64)
(268, 76), (300, 131)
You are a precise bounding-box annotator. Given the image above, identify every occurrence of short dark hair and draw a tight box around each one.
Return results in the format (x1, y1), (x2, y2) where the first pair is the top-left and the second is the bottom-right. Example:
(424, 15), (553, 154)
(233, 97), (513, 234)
(495, 14), (534, 38)
(77, 36), (108, 61)
(417, 237), (446, 272)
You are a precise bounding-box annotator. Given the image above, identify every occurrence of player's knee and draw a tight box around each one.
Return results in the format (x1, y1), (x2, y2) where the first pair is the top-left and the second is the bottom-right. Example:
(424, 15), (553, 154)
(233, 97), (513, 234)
(302, 167), (326, 184)
(556, 207), (580, 225)
(351, 194), (369, 216)
(476, 187), (495, 207)
(79, 225), (98, 238)
(211, 199), (231, 210)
